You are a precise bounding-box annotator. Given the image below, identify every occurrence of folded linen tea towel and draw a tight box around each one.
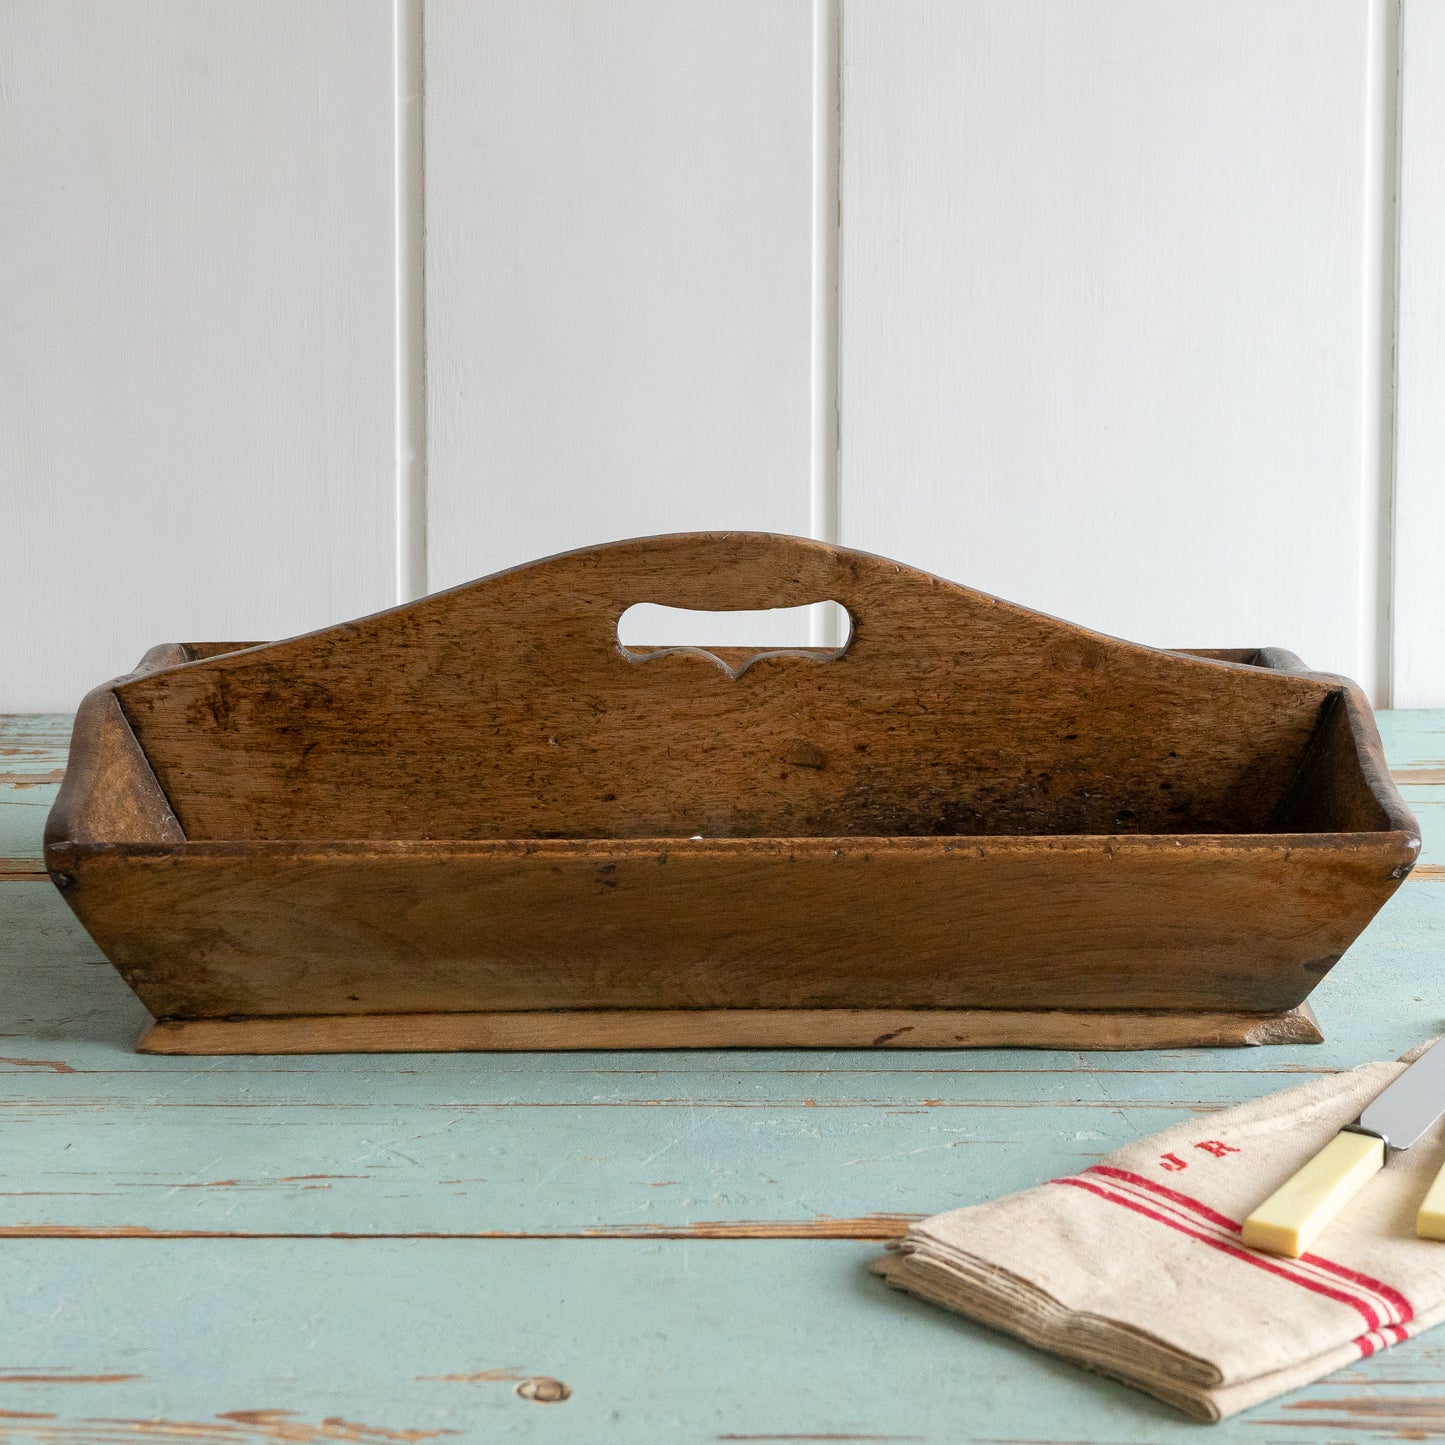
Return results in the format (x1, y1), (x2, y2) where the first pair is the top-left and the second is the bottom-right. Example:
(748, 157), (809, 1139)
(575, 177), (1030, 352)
(875, 1058), (1445, 1420)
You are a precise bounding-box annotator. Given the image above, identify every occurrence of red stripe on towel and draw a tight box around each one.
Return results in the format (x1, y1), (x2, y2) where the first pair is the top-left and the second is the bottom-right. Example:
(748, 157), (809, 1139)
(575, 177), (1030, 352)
(1051, 1176), (1385, 1333)
(1083, 1164), (1414, 1327)
(1087, 1165), (1244, 1232)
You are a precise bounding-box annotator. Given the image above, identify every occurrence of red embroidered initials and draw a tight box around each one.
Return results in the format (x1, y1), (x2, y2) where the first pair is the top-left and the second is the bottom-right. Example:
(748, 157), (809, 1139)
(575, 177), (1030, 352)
(1158, 1152), (1188, 1172)
(1193, 1140), (1241, 1158)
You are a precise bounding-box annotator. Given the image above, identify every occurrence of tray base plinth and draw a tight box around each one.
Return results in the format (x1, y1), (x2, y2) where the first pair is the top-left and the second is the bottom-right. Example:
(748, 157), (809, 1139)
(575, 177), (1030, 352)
(137, 1004), (1323, 1054)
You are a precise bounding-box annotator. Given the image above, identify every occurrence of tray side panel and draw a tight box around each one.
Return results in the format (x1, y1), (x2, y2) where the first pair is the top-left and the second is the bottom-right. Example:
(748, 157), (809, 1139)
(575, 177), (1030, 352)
(44, 690), (183, 850)
(1272, 692), (1389, 833)
(51, 839), (1411, 1022)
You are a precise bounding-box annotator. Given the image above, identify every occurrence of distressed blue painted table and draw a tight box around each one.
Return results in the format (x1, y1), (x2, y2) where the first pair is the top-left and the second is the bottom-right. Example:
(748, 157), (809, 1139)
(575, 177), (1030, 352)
(1, 711), (1442, 1443)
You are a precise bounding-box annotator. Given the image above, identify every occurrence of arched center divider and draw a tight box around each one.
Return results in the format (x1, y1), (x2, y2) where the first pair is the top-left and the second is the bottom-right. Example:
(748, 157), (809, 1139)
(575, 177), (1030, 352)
(107, 532), (1369, 843)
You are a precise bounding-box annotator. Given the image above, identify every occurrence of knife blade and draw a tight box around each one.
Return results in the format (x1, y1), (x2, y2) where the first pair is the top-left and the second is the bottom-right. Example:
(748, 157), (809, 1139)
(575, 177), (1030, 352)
(1359, 1037), (1445, 1148)
(1242, 1037), (1445, 1257)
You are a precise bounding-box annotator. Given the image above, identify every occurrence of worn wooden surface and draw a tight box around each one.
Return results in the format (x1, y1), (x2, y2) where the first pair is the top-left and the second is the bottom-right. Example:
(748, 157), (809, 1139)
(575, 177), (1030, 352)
(45, 536), (1419, 1039)
(109, 537), (1364, 841)
(134, 1001), (1324, 1056)
(4, 711), (1445, 1439)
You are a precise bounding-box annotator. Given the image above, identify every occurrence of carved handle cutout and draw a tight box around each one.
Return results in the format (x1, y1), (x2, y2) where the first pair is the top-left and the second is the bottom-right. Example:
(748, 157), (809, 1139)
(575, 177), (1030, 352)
(617, 601), (851, 678)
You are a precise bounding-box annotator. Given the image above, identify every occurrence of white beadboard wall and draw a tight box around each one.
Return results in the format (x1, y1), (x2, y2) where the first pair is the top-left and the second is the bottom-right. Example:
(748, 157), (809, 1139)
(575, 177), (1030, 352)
(1393, 0), (1445, 707)
(1, 0), (1439, 710)
(840, 0), (1387, 689)
(0, 0), (399, 713)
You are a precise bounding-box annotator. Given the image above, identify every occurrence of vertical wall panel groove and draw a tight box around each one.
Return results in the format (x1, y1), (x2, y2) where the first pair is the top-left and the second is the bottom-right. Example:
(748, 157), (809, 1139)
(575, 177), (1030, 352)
(1359, 0), (1402, 708)
(809, 0), (843, 645)
(1392, 0), (1445, 707)
(396, 0), (430, 604)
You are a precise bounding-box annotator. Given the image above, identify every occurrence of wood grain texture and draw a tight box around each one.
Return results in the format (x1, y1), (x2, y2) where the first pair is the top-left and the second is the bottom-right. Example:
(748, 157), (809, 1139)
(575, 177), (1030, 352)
(423, 1), (818, 645)
(48, 694), (180, 849)
(1392, 1), (1445, 706)
(839, 0), (1383, 691)
(45, 645), (244, 853)
(0, 0), (397, 713)
(136, 1003), (1323, 1055)
(48, 827), (1412, 1025)
(44, 534), (1419, 1039)
(108, 537), (1375, 842)
(7, 1239), (1445, 1444)
(9, 719), (1428, 892)
(0, 717), (69, 879)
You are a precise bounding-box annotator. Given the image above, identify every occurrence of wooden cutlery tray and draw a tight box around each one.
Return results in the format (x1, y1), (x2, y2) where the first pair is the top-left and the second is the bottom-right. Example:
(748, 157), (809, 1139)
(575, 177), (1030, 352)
(45, 533), (1420, 1053)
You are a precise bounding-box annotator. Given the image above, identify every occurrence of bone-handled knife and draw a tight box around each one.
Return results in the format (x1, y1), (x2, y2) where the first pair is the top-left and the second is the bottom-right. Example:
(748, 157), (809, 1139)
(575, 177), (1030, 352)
(1242, 1037), (1445, 1257)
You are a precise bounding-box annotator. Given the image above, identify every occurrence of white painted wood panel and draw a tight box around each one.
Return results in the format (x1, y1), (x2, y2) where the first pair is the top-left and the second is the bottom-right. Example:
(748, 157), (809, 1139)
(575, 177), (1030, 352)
(0, 0), (398, 713)
(839, 1), (1385, 694)
(424, 0), (819, 645)
(1393, 0), (1445, 708)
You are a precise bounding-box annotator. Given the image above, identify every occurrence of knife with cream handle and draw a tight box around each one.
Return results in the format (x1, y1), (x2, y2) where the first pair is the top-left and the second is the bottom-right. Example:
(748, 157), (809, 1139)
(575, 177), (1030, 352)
(1242, 1038), (1445, 1257)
